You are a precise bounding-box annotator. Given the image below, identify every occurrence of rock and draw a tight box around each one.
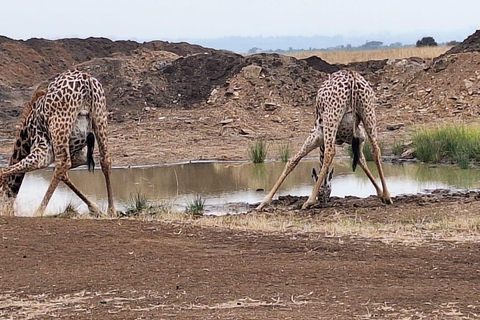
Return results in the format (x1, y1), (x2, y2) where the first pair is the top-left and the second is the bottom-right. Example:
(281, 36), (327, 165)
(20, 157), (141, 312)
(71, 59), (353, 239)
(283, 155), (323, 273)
(432, 57), (448, 73)
(386, 123), (404, 131)
(240, 128), (255, 135)
(463, 79), (474, 95)
(264, 102), (278, 111)
(220, 119), (234, 125)
(401, 148), (415, 159)
(271, 116), (282, 123)
(242, 65), (262, 79)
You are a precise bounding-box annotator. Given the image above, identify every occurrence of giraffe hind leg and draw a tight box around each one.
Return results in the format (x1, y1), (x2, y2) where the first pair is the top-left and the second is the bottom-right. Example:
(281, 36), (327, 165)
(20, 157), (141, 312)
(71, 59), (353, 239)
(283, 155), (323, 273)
(91, 100), (116, 216)
(362, 120), (392, 204)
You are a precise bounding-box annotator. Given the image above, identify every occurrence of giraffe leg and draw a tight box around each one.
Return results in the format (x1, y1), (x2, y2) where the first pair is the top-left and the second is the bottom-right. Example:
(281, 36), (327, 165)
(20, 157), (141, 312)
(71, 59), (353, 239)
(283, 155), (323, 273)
(62, 175), (103, 217)
(36, 145), (72, 216)
(356, 140), (383, 197)
(91, 99), (116, 216)
(256, 127), (323, 210)
(362, 125), (392, 204)
(302, 113), (342, 209)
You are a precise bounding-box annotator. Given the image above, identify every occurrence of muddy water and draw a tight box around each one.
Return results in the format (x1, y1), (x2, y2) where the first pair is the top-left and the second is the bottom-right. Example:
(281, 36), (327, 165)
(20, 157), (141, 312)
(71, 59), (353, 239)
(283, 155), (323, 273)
(13, 159), (480, 216)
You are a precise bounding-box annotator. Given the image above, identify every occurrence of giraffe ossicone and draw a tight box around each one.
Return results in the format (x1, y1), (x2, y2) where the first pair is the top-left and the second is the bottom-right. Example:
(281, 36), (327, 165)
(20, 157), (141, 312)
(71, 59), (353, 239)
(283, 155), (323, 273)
(256, 70), (392, 210)
(0, 69), (115, 216)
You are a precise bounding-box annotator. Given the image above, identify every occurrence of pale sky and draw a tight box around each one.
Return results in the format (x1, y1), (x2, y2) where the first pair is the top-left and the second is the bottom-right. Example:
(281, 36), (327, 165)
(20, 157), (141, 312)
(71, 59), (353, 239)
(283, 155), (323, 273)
(1, 0), (479, 42)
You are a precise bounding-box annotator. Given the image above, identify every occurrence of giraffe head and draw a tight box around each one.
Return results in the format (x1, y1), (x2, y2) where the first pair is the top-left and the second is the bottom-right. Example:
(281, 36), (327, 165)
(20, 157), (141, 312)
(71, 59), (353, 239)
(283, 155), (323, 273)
(311, 167), (334, 207)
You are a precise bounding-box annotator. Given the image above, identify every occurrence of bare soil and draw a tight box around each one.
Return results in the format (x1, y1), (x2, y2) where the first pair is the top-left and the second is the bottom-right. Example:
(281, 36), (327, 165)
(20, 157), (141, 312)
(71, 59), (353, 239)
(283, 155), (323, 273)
(1, 210), (480, 319)
(1, 32), (480, 318)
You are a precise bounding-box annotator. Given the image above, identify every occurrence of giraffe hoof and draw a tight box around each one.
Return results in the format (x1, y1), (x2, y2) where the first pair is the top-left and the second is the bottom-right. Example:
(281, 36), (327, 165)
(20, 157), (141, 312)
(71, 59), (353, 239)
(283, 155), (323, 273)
(256, 203), (267, 211)
(107, 207), (117, 217)
(301, 201), (315, 210)
(256, 199), (272, 211)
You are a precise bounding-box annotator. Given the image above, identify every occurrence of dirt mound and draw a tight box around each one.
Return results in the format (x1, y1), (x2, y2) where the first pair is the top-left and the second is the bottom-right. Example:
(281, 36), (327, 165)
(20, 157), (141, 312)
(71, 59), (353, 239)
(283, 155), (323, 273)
(372, 52), (480, 129)
(0, 36), (216, 88)
(162, 50), (246, 107)
(445, 29), (480, 54)
(269, 189), (480, 209)
(0, 36), (234, 124)
(301, 56), (340, 73)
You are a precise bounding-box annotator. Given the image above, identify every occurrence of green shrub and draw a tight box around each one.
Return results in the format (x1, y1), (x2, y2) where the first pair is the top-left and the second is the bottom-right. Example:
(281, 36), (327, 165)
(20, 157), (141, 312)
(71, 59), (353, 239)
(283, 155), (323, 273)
(249, 140), (267, 163)
(413, 125), (480, 168)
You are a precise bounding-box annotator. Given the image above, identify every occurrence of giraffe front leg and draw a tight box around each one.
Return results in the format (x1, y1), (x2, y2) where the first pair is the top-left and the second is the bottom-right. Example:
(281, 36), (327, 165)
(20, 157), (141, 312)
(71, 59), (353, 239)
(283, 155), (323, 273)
(256, 128), (322, 210)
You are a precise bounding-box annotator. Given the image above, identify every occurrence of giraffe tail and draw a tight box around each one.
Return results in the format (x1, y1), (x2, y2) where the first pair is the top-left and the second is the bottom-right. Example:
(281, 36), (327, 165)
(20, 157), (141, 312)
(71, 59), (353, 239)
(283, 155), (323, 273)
(352, 137), (360, 172)
(87, 132), (95, 172)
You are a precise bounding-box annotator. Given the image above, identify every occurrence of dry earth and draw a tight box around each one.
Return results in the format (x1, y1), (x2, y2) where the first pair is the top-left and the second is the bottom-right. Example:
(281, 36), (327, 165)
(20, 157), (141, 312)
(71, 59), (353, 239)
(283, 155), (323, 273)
(1, 31), (480, 319)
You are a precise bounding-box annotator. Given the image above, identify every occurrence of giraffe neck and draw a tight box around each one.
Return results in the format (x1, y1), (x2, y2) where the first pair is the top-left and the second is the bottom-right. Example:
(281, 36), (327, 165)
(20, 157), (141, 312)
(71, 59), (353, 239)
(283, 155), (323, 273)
(2, 90), (45, 198)
(4, 128), (31, 197)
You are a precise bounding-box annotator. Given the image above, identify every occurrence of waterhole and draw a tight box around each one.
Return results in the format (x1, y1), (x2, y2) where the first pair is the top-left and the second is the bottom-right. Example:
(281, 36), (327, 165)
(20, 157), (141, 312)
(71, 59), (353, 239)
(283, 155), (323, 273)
(12, 159), (480, 216)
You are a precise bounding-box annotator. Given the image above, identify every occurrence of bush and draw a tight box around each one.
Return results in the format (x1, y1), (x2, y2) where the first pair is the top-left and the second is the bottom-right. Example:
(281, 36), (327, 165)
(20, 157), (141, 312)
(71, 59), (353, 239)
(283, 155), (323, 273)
(416, 37), (438, 47)
(413, 125), (480, 168)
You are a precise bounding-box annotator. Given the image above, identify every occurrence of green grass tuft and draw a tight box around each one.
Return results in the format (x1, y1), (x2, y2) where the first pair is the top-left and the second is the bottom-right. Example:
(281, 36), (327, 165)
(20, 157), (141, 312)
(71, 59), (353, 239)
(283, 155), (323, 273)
(55, 203), (80, 218)
(413, 125), (480, 168)
(125, 192), (150, 216)
(185, 194), (205, 216)
(249, 140), (267, 163)
(278, 143), (291, 162)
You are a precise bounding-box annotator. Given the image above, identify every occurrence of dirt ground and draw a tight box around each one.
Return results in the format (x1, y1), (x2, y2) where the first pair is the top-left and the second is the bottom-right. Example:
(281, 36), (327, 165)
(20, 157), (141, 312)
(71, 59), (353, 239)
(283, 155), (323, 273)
(1, 208), (480, 319)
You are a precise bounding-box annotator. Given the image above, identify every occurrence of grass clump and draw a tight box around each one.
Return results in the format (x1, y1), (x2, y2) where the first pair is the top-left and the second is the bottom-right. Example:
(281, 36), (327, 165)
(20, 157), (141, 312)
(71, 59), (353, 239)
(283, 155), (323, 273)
(124, 192), (150, 216)
(55, 203), (80, 218)
(278, 143), (291, 162)
(185, 194), (205, 216)
(249, 140), (267, 163)
(413, 125), (480, 168)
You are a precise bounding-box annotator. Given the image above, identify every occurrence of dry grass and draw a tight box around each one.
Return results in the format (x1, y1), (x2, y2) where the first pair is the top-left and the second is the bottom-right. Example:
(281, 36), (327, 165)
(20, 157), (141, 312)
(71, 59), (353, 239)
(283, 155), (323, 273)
(138, 205), (480, 245)
(286, 46), (452, 64)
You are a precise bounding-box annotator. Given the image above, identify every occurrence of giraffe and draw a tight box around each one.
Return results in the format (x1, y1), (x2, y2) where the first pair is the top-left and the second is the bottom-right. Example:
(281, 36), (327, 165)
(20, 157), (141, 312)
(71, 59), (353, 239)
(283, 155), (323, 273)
(0, 69), (115, 216)
(257, 70), (392, 210)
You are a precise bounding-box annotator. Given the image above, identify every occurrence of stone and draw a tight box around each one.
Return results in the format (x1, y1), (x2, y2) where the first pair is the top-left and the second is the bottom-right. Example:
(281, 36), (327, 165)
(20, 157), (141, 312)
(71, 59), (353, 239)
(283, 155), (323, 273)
(386, 123), (404, 131)
(264, 102), (278, 111)
(242, 65), (262, 79)
(220, 119), (234, 125)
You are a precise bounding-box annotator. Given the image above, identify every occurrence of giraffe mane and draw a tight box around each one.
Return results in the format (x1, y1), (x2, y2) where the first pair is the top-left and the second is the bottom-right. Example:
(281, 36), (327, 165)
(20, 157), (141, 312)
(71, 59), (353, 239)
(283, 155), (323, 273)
(15, 90), (47, 135)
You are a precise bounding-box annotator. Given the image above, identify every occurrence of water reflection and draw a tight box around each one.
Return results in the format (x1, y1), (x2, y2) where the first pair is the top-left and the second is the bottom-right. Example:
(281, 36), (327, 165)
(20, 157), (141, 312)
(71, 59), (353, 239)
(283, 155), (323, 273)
(13, 159), (480, 216)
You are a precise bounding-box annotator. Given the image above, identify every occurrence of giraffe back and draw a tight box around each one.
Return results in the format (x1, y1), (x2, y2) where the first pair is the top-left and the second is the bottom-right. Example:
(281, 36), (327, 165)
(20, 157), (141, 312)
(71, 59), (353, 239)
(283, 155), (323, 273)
(315, 70), (376, 144)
